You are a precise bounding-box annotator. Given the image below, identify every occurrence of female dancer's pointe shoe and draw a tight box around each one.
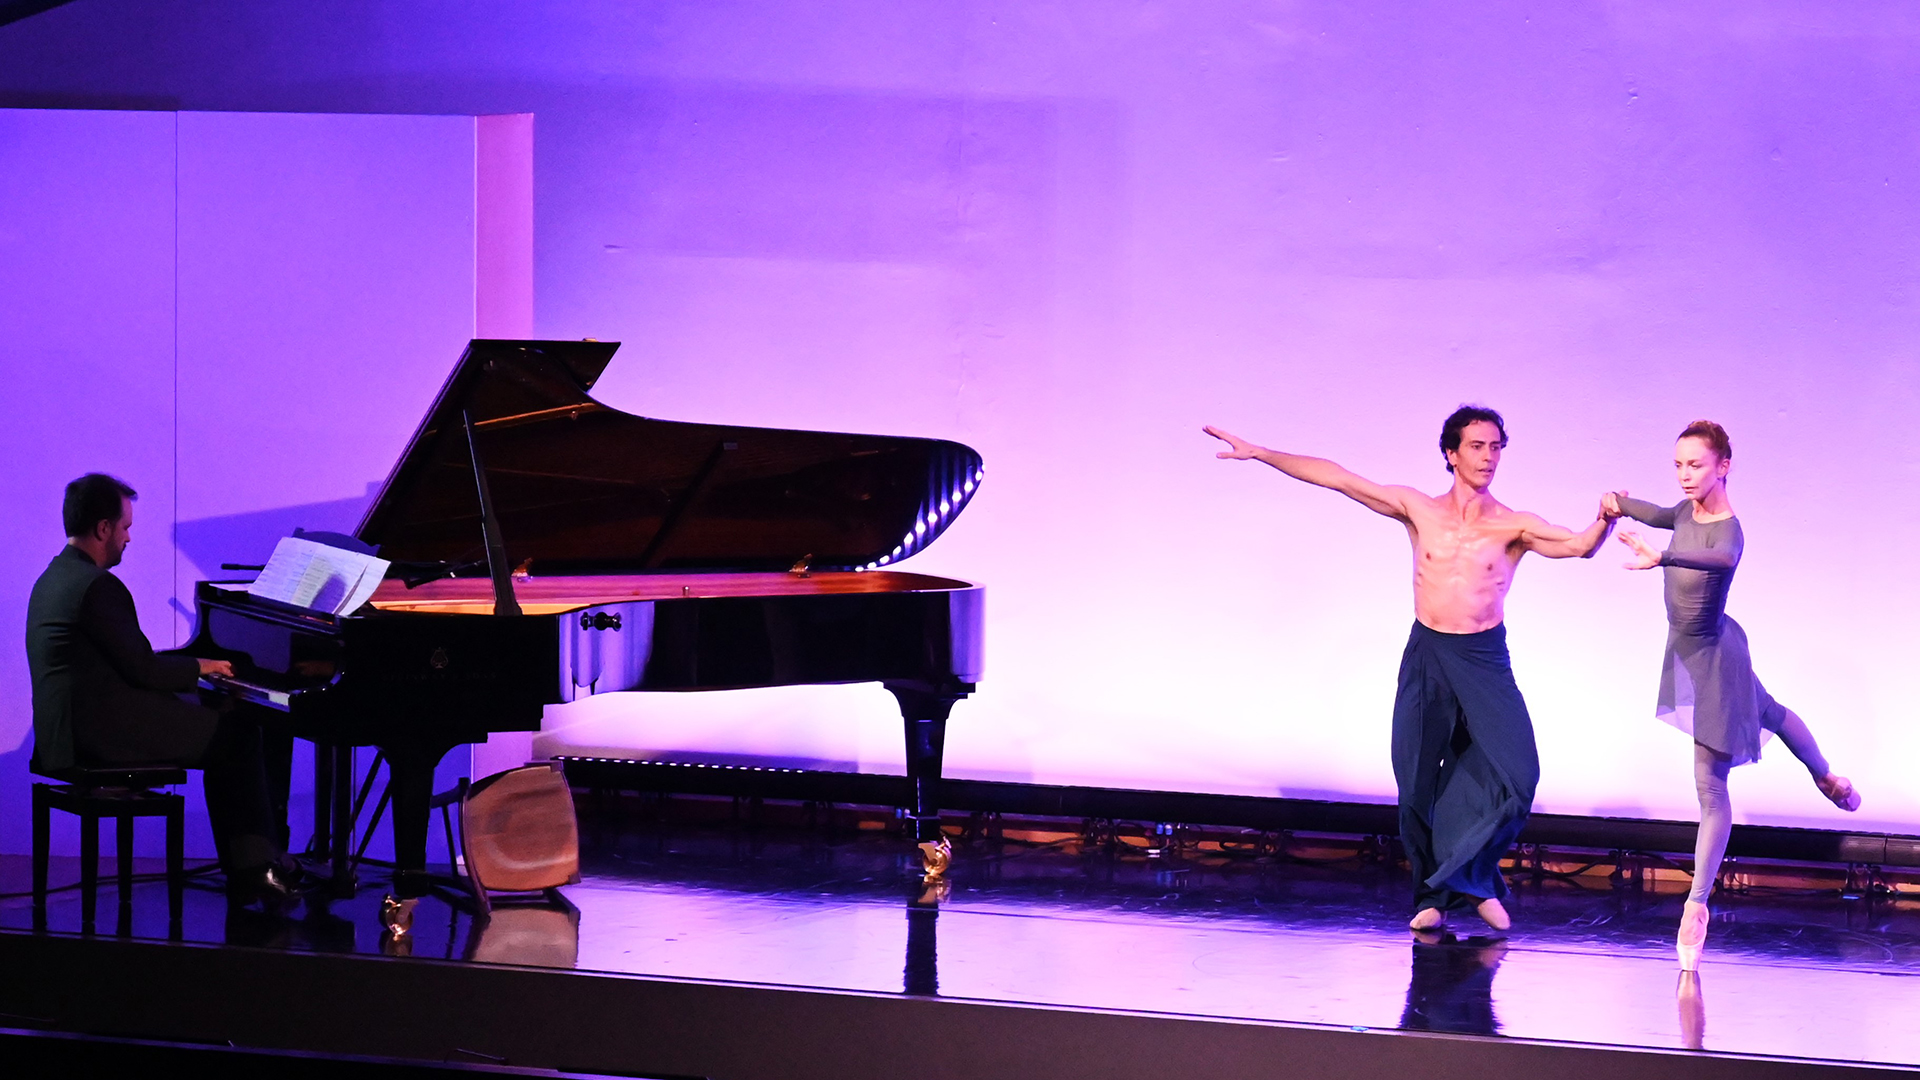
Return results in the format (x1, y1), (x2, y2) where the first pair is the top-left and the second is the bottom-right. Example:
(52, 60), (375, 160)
(1816, 773), (1862, 812)
(1676, 900), (1710, 971)
(1409, 907), (1446, 931)
(1475, 897), (1511, 931)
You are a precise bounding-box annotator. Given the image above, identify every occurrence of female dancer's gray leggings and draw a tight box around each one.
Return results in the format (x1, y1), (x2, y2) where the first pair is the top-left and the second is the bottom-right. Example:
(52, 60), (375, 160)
(1690, 707), (1830, 903)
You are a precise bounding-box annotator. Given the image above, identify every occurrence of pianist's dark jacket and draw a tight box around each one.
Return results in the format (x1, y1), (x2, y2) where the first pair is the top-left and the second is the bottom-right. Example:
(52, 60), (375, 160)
(26, 546), (217, 773)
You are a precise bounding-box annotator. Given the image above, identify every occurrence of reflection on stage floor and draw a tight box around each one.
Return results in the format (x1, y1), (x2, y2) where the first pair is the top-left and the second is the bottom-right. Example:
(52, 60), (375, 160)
(5, 813), (1918, 1067)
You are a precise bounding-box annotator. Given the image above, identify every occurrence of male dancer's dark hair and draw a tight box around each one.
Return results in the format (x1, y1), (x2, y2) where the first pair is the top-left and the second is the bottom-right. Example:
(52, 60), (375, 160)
(63, 473), (137, 538)
(1438, 405), (1507, 473)
(1678, 419), (1732, 462)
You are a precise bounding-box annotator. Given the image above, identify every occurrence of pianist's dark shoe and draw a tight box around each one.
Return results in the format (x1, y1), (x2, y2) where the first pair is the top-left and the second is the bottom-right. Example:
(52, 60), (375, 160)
(271, 852), (317, 891)
(227, 862), (300, 911)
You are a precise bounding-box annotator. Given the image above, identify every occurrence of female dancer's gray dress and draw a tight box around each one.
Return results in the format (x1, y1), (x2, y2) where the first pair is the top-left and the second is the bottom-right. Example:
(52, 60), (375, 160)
(1615, 497), (1783, 764)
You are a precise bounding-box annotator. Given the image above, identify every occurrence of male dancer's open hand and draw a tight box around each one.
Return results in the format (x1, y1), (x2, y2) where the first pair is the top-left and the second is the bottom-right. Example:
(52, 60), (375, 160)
(1204, 425), (1260, 460)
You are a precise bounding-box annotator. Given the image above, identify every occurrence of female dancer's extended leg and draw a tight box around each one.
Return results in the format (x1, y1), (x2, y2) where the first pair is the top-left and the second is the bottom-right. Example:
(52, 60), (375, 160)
(1688, 744), (1733, 906)
(1680, 743), (1732, 970)
(1761, 706), (1861, 811)
(1682, 706), (1862, 971)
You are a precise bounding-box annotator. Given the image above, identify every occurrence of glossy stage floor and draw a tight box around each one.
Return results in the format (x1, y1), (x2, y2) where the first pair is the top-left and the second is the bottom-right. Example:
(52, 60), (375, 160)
(4, 806), (1918, 1079)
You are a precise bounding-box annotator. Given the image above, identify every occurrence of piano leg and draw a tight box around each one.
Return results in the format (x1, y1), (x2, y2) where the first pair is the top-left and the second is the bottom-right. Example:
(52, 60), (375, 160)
(312, 740), (334, 859)
(382, 740), (459, 902)
(329, 744), (354, 897)
(887, 682), (962, 879)
(904, 887), (941, 996)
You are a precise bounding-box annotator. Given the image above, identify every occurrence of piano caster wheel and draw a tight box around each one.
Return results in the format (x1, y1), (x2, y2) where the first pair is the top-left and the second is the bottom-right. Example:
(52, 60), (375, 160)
(916, 876), (952, 906)
(917, 837), (952, 881)
(380, 894), (417, 941)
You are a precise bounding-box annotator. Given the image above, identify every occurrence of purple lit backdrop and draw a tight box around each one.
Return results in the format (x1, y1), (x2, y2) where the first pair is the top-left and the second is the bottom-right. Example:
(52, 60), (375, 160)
(0, 109), (178, 856)
(0, 108), (501, 857)
(1, 3), (1916, 840)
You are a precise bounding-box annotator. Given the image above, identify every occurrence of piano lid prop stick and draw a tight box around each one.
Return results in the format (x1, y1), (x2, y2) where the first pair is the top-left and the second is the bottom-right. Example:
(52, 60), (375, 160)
(463, 408), (523, 617)
(636, 439), (735, 570)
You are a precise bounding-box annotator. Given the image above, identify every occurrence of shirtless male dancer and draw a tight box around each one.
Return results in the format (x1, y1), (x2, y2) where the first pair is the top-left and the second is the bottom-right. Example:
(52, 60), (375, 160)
(1206, 406), (1614, 931)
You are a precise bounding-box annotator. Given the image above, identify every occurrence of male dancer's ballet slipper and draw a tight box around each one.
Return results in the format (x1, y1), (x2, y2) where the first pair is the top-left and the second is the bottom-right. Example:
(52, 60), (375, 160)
(1816, 773), (1862, 812)
(1474, 897), (1511, 932)
(1409, 907), (1446, 931)
(1677, 899), (1710, 971)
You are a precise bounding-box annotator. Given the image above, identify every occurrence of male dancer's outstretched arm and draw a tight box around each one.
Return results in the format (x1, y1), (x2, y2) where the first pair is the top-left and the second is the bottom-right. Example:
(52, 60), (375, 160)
(1204, 424), (1612, 558)
(1203, 425), (1416, 520)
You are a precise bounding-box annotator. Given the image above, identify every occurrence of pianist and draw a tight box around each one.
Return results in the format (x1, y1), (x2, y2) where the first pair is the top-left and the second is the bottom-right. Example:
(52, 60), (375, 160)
(25, 473), (294, 903)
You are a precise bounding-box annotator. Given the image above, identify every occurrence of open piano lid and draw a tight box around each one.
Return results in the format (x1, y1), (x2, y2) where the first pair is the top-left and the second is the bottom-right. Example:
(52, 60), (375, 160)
(355, 340), (984, 575)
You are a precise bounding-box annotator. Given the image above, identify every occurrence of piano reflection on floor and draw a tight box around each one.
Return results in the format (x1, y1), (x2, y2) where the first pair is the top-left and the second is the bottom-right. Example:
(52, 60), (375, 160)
(382, 883), (939, 995)
(189, 339), (985, 904)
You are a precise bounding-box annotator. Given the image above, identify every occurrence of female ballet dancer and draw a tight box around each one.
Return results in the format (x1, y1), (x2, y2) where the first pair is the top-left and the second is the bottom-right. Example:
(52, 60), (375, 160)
(1604, 420), (1860, 970)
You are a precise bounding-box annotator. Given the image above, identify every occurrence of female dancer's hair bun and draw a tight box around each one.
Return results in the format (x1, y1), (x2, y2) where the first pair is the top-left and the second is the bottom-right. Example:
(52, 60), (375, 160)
(1678, 419), (1732, 461)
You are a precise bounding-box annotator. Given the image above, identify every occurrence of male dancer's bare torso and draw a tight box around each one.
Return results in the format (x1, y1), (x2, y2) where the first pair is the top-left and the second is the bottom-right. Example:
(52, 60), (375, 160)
(1400, 493), (1537, 633)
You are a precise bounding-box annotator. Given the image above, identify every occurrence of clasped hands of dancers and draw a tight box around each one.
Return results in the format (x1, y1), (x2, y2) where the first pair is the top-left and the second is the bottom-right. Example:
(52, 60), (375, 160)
(1205, 409), (1860, 970)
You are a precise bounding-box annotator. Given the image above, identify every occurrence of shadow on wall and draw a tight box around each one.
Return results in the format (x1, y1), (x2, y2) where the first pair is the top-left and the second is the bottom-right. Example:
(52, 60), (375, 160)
(0, 740), (222, 860)
(0, 745), (37, 853)
(4, 734), (461, 864)
(173, 485), (381, 580)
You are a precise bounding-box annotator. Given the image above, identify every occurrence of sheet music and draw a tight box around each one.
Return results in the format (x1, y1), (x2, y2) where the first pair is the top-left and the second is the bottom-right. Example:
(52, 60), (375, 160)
(247, 536), (390, 615)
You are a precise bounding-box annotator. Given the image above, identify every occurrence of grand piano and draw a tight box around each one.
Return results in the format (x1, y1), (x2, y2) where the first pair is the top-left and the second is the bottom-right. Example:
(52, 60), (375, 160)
(187, 339), (984, 897)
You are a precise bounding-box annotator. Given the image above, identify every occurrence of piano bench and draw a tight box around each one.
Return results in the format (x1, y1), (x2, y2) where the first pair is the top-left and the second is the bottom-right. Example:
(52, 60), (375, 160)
(31, 765), (189, 934)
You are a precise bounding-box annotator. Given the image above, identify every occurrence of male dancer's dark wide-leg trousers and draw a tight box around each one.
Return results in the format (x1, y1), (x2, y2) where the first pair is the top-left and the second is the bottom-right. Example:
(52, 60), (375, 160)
(1391, 622), (1539, 913)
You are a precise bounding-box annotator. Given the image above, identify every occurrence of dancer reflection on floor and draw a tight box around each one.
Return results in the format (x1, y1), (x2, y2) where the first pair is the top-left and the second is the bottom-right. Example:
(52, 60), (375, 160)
(1207, 407), (1614, 932)
(1401, 932), (1508, 1036)
(1677, 971), (1706, 1050)
(1603, 420), (1860, 971)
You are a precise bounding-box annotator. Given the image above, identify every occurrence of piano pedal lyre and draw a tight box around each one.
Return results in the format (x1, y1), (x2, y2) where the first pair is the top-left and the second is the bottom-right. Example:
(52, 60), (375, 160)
(379, 893), (418, 940)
